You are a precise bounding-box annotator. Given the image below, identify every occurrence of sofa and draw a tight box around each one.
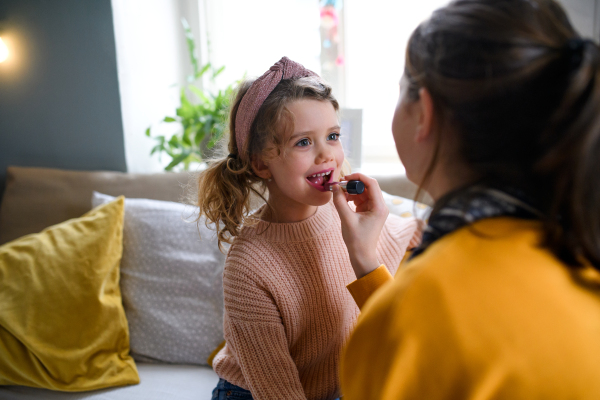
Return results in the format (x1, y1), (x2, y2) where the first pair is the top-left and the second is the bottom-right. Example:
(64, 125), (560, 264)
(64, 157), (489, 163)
(0, 166), (428, 400)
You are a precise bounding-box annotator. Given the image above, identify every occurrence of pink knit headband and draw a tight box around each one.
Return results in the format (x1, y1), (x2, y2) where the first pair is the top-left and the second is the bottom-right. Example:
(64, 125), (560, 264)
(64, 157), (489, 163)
(235, 57), (318, 156)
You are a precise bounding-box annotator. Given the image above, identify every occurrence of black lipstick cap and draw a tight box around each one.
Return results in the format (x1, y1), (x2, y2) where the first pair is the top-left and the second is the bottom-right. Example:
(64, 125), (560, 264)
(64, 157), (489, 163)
(342, 180), (365, 195)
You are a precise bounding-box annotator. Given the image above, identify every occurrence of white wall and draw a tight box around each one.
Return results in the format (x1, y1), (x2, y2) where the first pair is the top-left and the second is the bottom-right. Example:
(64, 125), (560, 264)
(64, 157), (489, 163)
(559, 0), (597, 38)
(112, 0), (201, 173)
(202, 0), (321, 91)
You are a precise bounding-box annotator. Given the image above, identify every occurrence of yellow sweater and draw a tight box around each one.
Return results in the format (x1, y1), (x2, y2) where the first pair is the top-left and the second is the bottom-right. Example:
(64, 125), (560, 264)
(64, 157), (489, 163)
(342, 217), (600, 399)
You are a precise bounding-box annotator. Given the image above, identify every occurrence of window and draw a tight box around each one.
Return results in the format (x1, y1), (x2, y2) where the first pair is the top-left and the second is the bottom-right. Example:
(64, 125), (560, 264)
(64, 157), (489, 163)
(344, 0), (448, 173)
(201, 0), (448, 175)
(114, 0), (599, 173)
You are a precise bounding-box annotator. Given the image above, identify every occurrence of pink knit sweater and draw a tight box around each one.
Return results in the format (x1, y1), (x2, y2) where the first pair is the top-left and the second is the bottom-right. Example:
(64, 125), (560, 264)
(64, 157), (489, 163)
(212, 201), (420, 400)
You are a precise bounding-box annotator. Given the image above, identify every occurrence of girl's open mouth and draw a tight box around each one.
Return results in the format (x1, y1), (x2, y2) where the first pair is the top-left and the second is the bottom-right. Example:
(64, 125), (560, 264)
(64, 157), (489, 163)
(306, 169), (334, 192)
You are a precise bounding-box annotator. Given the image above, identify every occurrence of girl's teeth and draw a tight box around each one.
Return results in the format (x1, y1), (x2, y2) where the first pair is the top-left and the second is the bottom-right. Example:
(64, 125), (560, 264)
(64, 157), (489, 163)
(309, 171), (332, 178)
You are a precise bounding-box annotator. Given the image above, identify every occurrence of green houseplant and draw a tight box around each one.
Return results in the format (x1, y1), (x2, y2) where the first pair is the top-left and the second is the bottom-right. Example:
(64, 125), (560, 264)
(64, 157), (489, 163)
(146, 19), (236, 171)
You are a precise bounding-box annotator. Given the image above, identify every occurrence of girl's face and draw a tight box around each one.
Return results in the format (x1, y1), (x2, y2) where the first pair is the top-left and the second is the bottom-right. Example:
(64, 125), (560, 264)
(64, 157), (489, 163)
(265, 99), (344, 222)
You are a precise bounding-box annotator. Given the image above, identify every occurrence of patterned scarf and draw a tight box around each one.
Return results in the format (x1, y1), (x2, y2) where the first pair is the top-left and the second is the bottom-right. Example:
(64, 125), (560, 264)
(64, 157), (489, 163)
(409, 186), (543, 260)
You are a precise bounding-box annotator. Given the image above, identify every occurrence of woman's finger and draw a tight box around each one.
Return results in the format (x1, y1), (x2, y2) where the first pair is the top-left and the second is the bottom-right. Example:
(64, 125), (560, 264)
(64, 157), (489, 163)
(331, 184), (355, 221)
(330, 175), (390, 278)
(352, 196), (366, 208)
(342, 173), (386, 213)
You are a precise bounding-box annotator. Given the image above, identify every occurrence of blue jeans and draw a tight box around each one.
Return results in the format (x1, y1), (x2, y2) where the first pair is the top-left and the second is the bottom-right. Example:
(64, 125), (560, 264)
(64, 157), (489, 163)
(212, 378), (254, 400)
(211, 378), (342, 400)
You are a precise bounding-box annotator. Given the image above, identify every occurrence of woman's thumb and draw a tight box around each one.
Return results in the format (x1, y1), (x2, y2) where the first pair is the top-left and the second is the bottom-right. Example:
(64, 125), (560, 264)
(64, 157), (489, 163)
(331, 185), (352, 219)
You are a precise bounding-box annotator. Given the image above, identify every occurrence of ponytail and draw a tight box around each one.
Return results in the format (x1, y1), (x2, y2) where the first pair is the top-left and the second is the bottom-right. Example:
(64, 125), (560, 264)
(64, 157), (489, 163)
(196, 153), (266, 253)
(196, 80), (267, 252)
(538, 40), (600, 268)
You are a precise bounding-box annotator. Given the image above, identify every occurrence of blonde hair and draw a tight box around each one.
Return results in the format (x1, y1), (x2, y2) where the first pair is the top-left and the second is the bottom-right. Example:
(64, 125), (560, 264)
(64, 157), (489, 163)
(197, 75), (343, 251)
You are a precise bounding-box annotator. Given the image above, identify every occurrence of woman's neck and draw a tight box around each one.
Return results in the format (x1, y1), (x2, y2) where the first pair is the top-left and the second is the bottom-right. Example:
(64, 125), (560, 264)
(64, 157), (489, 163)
(424, 159), (480, 202)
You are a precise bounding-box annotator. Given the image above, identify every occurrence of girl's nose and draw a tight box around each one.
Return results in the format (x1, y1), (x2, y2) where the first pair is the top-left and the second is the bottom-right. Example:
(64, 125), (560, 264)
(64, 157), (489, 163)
(315, 143), (334, 164)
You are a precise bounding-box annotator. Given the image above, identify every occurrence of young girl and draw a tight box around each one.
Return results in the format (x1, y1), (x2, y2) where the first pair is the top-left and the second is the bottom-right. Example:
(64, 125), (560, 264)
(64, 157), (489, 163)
(198, 57), (420, 400)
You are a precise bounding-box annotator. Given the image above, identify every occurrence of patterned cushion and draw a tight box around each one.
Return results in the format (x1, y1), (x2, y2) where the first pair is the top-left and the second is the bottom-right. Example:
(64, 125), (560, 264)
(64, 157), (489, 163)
(382, 191), (430, 220)
(92, 192), (225, 366)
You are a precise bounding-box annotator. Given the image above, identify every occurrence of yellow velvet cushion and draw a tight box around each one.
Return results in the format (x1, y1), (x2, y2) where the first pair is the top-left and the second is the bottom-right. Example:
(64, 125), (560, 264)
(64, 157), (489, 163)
(0, 197), (139, 391)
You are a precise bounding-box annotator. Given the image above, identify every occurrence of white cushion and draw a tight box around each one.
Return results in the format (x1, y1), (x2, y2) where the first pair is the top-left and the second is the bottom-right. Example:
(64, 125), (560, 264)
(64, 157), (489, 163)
(92, 192), (225, 366)
(0, 364), (219, 400)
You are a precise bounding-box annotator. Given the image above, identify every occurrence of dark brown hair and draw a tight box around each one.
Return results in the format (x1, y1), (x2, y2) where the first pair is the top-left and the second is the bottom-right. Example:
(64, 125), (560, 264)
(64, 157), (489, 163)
(405, 0), (600, 269)
(196, 76), (340, 251)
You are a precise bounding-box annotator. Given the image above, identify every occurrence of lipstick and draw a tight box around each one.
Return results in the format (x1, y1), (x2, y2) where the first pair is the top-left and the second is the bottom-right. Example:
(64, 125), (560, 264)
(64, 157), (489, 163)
(327, 180), (365, 195)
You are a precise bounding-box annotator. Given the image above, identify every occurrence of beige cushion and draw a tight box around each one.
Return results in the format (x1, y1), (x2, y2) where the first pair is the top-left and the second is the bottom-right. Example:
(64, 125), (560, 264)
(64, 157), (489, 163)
(0, 166), (193, 245)
(0, 166), (431, 246)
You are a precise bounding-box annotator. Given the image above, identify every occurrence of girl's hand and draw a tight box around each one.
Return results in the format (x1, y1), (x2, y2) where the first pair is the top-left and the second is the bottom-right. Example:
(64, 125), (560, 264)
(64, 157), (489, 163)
(332, 173), (389, 279)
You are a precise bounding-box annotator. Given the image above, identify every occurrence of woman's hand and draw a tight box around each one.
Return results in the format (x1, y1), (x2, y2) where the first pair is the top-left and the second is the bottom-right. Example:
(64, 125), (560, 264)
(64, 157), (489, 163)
(332, 173), (389, 279)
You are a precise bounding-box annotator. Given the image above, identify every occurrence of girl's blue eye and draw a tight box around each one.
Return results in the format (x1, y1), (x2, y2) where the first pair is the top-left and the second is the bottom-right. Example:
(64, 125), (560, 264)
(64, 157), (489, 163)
(328, 132), (341, 141)
(296, 138), (310, 147)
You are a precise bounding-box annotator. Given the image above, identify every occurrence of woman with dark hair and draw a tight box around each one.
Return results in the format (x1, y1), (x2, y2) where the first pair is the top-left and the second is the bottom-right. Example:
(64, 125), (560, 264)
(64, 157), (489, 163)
(332, 0), (600, 398)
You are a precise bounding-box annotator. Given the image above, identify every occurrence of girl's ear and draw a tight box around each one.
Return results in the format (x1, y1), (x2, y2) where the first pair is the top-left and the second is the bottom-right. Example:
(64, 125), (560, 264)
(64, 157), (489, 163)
(416, 87), (435, 143)
(251, 155), (272, 180)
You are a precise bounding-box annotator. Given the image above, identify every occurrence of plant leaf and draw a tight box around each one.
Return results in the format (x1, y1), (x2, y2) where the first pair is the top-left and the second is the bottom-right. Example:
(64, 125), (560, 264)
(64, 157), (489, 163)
(150, 144), (163, 155)
(181, 18), (199, 77)
(165, 150), (191, 171)
(194, 129), (205, 146)
(212, 65), (225, 79)
(168, 134), (182, 149)
(189, 86), (210, 104)
(182, 125), (194, 147)
(163, 116), (177, 122)
(196, 63), (211, 80)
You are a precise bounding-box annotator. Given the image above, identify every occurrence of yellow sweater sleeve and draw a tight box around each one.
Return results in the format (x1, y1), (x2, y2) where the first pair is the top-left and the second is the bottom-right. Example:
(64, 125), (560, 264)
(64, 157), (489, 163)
(346, 265), (394, 310)
(347, 250), (413, 310)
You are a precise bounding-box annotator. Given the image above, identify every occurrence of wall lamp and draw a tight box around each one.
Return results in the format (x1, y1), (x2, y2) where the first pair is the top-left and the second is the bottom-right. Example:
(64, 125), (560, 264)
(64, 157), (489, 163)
(0, 13), (9, 63)
(0, 37), (9, 63)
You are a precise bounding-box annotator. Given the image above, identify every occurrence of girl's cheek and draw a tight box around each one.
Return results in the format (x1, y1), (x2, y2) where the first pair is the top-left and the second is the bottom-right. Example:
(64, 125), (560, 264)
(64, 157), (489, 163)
(337, 148), (345, 163)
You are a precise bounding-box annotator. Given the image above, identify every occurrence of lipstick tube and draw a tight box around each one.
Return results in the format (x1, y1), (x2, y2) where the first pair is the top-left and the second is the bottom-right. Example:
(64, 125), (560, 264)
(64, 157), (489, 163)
(328, 180), (365, 195)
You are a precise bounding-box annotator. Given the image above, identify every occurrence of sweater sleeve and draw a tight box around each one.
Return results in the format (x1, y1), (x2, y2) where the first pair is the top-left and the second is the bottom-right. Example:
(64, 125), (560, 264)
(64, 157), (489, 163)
(219, 258), (307, 400)
(377, 215), (422, 276)
(346, 265), (394, 310)
(346, 216), (423, 310)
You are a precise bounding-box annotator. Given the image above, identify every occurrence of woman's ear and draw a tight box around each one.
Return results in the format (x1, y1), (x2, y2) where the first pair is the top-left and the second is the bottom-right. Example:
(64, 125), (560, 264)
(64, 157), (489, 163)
(416, 87), (435, 143)
(251, 155), (272, 180)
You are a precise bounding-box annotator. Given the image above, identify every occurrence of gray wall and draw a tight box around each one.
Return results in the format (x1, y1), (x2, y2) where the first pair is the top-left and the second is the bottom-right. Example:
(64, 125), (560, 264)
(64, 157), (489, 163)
(0, 0), (126, 201)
